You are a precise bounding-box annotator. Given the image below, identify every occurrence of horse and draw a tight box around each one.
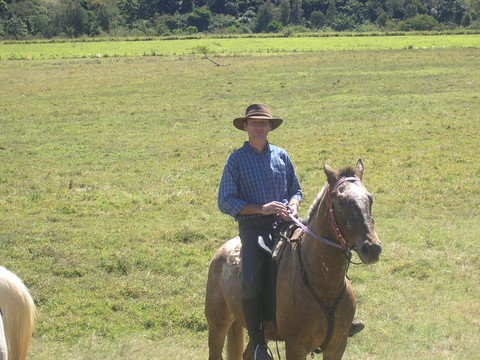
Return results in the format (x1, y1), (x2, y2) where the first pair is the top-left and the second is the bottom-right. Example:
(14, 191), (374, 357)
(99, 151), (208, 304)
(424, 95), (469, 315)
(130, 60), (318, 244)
(205, 159), (382, 360)
(0, 266), (35, 360)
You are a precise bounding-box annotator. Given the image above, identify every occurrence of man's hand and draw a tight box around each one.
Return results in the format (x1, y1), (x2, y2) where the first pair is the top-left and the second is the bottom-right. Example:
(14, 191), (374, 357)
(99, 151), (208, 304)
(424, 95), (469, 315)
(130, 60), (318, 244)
(238, 200), (299, 220)
(262, 201), (289, 218)
(287, 203), (299, 219)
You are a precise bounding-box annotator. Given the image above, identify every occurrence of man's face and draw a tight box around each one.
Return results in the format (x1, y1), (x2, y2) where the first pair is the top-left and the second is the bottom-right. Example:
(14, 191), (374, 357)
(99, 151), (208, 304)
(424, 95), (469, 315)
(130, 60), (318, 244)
(244, 119), (272, 139)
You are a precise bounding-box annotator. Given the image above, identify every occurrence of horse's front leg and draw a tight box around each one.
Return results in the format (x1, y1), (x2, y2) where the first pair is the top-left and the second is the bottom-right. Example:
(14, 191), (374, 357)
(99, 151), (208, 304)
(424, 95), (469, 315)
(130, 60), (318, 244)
(285, 337), (348, 360)
(284, 340), (310, 360)
(322, 336), (348, 360)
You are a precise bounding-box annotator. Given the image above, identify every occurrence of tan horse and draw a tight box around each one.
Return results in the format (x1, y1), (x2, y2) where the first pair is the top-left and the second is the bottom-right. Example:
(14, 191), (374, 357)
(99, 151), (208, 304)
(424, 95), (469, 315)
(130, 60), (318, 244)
(205, 160), (382, 360)
(0, 266), (35, 360)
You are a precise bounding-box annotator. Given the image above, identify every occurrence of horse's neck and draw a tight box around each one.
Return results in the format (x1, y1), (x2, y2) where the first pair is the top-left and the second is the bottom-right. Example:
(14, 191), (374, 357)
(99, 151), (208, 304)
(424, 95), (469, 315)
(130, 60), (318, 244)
(302, 198), (348, 297)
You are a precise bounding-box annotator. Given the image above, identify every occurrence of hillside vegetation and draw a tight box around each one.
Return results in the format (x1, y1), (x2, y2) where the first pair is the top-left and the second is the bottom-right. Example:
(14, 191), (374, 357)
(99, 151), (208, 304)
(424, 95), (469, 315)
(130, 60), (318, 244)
(0, 36), (479, 359)
(0, 0), (479, 39)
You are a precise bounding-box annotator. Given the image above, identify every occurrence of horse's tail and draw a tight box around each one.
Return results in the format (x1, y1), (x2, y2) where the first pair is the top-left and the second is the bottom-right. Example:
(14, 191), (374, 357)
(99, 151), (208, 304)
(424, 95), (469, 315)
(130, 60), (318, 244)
(0, 266), (35, 360)
(226, 320), (244, 360)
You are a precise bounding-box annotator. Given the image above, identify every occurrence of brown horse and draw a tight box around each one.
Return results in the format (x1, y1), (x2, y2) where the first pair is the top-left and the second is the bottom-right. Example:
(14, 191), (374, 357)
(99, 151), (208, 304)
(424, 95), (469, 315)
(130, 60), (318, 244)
(205, 159), (382, 360)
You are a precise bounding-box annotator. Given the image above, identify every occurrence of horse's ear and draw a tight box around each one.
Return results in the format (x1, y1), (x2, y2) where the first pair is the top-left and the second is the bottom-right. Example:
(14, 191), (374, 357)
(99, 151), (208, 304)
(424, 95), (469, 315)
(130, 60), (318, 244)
(324, 163), (338, 187)
(356, 159), (364, 180)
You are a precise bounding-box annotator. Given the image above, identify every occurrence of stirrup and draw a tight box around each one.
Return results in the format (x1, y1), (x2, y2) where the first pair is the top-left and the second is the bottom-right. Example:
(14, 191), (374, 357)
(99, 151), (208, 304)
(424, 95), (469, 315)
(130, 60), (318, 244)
(254, 343), (273, 360)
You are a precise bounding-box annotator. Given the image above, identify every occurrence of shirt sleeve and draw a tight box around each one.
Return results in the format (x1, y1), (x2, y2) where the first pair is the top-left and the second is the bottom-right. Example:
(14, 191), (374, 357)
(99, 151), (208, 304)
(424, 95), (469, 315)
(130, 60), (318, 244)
(285, 154), (303, 203)
(218, 156), (247, 218)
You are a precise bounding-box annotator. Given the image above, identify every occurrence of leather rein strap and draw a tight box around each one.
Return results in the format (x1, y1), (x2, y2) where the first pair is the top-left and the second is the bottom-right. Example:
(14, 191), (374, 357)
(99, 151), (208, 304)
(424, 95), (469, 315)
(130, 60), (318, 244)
(288, 176), (360, 252)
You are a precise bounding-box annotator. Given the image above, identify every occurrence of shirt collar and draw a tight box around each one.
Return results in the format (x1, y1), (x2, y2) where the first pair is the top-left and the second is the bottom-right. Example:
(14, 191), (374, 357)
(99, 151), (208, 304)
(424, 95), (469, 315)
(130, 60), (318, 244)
(244, 141), (270, 155)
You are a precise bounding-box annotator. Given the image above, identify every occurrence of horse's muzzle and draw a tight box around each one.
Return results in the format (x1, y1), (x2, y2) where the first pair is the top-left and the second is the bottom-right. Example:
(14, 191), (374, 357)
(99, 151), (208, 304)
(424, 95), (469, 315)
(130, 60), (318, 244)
(359, 239), (382, 264)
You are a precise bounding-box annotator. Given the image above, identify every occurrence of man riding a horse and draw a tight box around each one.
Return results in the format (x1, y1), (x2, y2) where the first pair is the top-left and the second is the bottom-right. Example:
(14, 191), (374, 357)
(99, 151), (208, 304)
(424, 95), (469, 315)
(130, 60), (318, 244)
(216, 104), (366, 359)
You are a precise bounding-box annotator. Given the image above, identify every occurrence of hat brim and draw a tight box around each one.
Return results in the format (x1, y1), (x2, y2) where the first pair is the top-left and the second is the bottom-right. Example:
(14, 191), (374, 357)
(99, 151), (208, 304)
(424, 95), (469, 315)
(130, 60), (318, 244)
(233, 117), (283, 131)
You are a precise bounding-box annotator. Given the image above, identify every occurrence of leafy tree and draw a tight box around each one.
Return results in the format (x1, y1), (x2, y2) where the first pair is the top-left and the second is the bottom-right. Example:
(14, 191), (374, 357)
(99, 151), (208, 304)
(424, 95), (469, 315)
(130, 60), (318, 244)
(4, 15), (28, 38)
(302, 0), (325, 19)
(376, 7), (389, 25)
(208, 0), (225, 13)
(365, 0), (384, 22)
(291, 0), (304, 24)
(426, 0), (467, 23)
(30, 11), (56, 37)
(180, 0), (195, 13)
(0, 0), (475, 39)
(187, 6), (212, 31)
(118, 0), (138, 24)
(267, 19), (283, 30)
(254, 0), (275, 32)
(210, 13), (238, 30)
(331, 12), (356, 29)
(326, 0), (338, 23)
(158, 0), (181, 15)
(96, 3), (111, 31)
(386, 0), (405, 19)
(279, 0), (290, 25)
(310, 9), (326, 27)
(224, 1), (239, 15)
(398, 13), (440, 29)
(64, 1), (87, 36)
(460, 11), (471, 26)
(155, 12), (187, 32)
(0, 0), (7, 15)
(405, 3), (418, 17)
(237, 0), (263, 13)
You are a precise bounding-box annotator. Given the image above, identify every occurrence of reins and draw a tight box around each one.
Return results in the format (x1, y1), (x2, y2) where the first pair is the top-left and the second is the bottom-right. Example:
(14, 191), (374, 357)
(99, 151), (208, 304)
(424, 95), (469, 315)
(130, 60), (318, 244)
(288, 176), (360, 256)
(287, 214), (344, 250)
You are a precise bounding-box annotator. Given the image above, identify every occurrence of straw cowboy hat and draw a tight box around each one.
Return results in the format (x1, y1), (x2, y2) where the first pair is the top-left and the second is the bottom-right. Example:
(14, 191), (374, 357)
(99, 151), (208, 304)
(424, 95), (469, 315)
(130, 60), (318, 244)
(233, 104), (283, 131)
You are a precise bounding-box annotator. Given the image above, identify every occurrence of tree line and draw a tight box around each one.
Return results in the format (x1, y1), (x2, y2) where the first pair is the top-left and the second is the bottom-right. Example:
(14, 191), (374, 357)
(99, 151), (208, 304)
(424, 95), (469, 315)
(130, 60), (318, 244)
(1, 0), (478, 39)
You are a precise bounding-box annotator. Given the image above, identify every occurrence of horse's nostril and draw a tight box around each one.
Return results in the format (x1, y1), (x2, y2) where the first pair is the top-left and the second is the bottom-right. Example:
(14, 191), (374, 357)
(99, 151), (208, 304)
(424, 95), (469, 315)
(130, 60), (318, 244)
(361, 243), (370, 256)
(361, 241), (382, 260)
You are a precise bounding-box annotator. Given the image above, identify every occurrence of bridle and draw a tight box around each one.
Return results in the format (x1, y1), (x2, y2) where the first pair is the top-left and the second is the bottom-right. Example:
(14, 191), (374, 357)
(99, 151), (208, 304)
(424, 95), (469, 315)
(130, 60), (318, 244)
(288, 176), (361, 255)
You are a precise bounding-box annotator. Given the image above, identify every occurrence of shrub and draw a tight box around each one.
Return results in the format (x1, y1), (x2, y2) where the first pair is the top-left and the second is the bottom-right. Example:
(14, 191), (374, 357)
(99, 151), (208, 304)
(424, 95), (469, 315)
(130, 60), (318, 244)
(376, 9), (389, 28)
(331, 13), (356, 31)
(397, 14), (441, 31)
(186, 6), (211, 32)
(461, 13), (472, 27)
(310, 10), (326, 29)
(267, 20), (283, 32)
(186, 25), (198, 34)
(209, 14), (237, 33)
(4, 16), (29, 39)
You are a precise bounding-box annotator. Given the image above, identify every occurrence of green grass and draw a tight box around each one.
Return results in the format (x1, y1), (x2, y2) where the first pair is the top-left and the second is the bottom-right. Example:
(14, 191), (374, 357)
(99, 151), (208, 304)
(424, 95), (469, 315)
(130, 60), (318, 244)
(0, 33), (479, 60)
(0, 36), (479, 359)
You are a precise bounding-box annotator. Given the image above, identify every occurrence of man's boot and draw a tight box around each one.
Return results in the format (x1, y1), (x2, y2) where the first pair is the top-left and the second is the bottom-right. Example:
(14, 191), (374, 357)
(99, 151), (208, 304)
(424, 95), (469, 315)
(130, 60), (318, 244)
(242, 297), (273, 360)
(349, 319), (365, 337)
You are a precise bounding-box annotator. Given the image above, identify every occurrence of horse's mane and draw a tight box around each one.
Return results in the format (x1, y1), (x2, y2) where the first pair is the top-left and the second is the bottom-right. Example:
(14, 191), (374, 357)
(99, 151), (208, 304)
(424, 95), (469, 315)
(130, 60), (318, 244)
(306, 166), (358, 224)
(306, 184), (328, 224)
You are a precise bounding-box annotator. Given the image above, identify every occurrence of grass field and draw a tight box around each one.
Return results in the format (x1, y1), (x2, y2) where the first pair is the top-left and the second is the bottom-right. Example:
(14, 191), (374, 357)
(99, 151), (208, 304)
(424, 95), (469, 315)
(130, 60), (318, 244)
(0, 35), (479, 359)
(0, 33), (479, 60)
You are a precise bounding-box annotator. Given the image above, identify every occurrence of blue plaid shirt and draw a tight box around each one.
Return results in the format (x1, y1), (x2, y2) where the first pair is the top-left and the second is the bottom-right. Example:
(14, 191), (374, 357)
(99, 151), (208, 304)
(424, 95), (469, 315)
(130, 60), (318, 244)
(218, 141), (302, 221)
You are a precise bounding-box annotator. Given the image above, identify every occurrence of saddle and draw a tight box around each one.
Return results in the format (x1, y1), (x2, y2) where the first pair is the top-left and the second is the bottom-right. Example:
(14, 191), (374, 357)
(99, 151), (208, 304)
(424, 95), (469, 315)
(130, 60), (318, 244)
(260, 220), (305, 323)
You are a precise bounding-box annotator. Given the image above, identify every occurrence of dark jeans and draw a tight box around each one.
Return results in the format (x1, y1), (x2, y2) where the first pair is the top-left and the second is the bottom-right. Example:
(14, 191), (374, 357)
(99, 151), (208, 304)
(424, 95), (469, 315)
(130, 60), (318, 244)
(238, 216), (277, 300)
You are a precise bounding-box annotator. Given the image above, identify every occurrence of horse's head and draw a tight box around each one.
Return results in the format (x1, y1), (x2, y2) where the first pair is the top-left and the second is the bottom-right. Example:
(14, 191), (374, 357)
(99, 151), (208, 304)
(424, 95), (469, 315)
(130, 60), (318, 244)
(324, 159), (382, 264)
